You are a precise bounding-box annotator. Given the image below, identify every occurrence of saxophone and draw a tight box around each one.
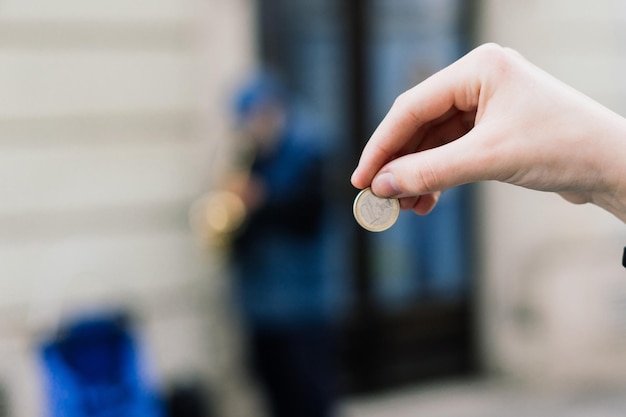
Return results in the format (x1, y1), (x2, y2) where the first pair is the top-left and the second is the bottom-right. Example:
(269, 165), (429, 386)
(189, 140), (256, 249)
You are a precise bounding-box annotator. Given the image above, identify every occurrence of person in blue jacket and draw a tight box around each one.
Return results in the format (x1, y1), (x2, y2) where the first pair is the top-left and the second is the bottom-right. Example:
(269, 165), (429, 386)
(228, 72), (338, 417)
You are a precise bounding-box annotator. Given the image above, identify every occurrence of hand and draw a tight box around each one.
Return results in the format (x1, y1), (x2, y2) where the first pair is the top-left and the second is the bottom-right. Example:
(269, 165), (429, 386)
(225, 172), (266, 212)
(351, 43), (626, 222)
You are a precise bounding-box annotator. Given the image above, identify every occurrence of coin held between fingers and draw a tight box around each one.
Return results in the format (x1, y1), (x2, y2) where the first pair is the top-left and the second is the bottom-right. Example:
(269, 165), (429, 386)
(353, 188), (400, 232)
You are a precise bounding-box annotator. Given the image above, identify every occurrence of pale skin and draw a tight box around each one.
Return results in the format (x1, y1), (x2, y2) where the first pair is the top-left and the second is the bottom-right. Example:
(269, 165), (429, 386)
(351, 43), (626, 223)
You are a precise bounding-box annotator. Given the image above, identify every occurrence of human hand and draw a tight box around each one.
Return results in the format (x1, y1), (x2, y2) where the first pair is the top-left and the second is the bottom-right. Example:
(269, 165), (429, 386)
(351, 43), (626, 222)
(225, 172), (266, 212)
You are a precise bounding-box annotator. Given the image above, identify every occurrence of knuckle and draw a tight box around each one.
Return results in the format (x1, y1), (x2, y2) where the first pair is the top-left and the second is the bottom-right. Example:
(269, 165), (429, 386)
(414, 159), (441, 193)
(392, 90), (425, 127)
(371, 141), (394, 163)
(475, 42), (505, 56)
(473, 42), (516, 77)
(392, 90), (413, 112)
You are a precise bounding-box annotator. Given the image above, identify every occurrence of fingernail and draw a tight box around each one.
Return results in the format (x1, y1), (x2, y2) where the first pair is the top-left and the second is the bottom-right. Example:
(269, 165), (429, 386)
(372, 172), (401, 197)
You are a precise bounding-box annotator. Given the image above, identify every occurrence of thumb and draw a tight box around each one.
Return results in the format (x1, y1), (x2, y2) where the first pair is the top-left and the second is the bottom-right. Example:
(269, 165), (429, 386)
(370, 127), (491, 198)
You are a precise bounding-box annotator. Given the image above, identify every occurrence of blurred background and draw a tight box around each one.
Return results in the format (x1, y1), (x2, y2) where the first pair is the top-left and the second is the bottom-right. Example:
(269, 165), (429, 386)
(1, 0), (626, 416)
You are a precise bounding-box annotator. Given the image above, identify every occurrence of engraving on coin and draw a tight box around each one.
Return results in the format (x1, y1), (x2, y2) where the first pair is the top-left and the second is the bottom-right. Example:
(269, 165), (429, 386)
(353, 188), (400, 232)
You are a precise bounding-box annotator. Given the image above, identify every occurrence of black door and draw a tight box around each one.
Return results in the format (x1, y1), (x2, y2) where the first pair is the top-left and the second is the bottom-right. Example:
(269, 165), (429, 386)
(256, 0), (480, 395)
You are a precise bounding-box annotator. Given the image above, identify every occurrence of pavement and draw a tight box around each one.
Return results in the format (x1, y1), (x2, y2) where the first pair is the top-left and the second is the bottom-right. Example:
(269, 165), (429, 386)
(341, 379), (626, 417)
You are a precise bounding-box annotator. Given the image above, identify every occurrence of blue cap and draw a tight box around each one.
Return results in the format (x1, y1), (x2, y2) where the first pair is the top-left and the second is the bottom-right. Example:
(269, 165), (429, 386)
(234, 71), (287, 121)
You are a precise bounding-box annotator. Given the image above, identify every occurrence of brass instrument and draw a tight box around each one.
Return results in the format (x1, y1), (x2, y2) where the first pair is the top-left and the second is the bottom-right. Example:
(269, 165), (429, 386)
(189, 189), (247, 248)
(189, 141), (255, 249)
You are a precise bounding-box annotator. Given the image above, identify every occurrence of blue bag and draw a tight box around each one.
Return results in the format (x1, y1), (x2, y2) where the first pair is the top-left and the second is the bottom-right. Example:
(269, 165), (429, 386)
(39, 312), (163, 417)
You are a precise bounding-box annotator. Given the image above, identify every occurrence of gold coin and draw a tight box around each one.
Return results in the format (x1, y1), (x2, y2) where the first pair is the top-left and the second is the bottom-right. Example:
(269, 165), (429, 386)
(353, 187), (400, 232)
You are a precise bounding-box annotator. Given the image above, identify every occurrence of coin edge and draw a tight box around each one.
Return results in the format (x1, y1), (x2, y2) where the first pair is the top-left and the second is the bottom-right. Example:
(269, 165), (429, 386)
(353, 188), (400, 232)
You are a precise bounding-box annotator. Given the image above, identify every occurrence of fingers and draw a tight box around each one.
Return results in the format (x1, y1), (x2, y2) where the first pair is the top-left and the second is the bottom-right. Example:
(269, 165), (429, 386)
(414, 109), (476, 153)
(351, 78), (457, 189)
(351, 49), (484, 190)
(370, 125), (493, 198)
(397, 193), (441, 216)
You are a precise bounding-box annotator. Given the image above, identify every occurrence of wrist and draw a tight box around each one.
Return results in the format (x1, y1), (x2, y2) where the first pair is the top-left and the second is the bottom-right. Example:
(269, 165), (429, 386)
(591, 117), (626, 223)
(597, 180), (626, 223)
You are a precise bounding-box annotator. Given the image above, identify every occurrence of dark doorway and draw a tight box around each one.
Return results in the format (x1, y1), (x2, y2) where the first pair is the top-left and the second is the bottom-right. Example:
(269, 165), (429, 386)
(255, 0), (480, 395)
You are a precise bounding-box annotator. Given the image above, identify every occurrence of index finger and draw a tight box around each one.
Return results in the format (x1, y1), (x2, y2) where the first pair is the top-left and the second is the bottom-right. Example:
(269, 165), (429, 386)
(351, 48), (483, 189)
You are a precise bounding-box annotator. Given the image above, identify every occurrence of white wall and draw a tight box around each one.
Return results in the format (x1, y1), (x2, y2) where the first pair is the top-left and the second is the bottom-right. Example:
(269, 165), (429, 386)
(0, 1), (255, 416)
(478, 0), (626, 385)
